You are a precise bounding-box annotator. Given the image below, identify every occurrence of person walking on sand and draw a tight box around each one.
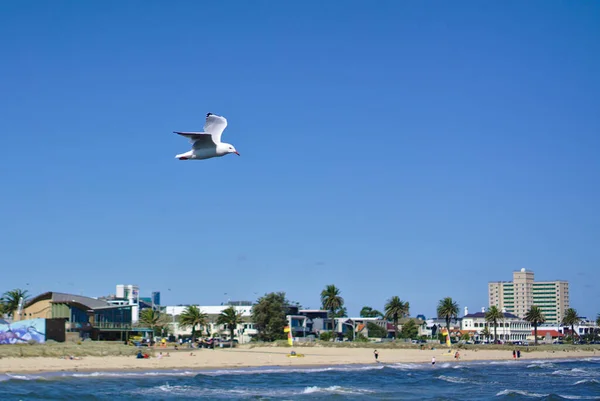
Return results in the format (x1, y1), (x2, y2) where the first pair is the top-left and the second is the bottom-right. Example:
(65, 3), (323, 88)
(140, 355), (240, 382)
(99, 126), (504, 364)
(512, 349), (516, 360)
(374, 350), (379, 362)
(432, 356), (436, 366)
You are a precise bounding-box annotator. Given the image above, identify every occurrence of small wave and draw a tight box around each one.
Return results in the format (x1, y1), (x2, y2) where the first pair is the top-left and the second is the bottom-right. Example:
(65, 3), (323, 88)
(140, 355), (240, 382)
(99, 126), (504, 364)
(133, 383), (374, 398)
(303, 385), (375, 395)
(200, 364), (385, 376)
(1, 373), (47, 381)
(68, 370), (197, 378)
(552, 368), (597, 377)
(527, 361), (557, 369)
(496, 389), (548, 397)
(437, 375), (471, 384)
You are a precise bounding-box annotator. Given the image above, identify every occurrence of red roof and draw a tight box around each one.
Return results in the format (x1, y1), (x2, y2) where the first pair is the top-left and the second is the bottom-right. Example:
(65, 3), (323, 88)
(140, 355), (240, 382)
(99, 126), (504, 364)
(533, 329), (563, 337)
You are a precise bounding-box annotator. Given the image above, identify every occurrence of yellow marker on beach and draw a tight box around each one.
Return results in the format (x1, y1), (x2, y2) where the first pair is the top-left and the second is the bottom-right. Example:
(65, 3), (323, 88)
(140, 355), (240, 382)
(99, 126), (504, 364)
(440, 328), (452, 348)
(283, 325), (293, 346)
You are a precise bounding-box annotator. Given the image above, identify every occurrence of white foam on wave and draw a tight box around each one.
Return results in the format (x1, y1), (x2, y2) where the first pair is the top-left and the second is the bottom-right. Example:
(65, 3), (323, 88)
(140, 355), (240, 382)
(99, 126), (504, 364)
(68, 370), (197, 379)
(302, 385), (375, 395)
(202, 364), (385, 376)
(2, 373), (47, 381)
(496, 389), (548, 397)
(551, 368), (598, 377)
(526, 361), (557, 369)
(437, 375), (472, 384)
(496, 389), (600, 400)
(132, 382), (375, 398)
(573, 378), (599, 385)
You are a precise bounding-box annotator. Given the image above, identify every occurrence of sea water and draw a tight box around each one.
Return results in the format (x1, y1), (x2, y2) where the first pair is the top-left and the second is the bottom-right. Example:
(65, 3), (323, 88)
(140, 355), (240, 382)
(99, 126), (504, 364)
(1, 357), (599, 400)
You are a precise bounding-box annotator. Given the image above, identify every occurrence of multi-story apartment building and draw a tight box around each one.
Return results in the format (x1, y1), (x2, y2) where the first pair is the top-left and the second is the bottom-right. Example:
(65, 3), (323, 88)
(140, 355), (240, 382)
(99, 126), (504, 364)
(488, 268), (569, 324)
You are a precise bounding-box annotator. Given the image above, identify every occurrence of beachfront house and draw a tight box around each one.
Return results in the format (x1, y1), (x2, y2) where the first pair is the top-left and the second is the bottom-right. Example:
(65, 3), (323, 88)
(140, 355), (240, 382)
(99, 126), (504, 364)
(165, 303), (256, 343)
(17, 291), (153, 342)
(461, 308), (531, 343)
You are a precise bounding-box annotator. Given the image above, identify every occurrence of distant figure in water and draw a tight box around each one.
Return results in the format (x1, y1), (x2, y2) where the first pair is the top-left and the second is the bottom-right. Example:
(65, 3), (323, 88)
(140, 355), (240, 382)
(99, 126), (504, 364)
(374, 350), (379, 362)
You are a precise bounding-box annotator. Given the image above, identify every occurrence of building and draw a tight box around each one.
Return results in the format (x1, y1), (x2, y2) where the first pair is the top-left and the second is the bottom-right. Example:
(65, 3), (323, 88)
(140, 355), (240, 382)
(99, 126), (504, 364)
(17, 291), (152, 341)
(165, 303), (256, 343)
(461, 307), (531, 342)
(488, 268), (569, 323)
(116, 285), (140, 323)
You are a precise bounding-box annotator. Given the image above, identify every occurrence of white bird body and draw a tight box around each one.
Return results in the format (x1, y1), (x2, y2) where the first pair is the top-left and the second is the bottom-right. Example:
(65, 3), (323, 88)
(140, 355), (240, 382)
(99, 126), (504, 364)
(174, 113), (239, 160)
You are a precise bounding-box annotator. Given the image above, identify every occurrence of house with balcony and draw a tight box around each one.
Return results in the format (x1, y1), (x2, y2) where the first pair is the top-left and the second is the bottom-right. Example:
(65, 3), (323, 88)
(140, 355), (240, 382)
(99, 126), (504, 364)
(461, 308), (531, 343)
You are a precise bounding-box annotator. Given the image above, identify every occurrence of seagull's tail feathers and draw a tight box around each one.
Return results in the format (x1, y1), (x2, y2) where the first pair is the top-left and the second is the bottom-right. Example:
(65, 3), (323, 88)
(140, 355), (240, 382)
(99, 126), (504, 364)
(175, 151), (193, 160)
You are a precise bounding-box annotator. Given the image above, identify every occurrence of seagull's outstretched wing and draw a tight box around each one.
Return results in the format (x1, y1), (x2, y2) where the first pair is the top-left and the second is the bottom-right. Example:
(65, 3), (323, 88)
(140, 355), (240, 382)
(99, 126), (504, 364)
(204, 113), (228, 143)
(173, 131), (216, 149)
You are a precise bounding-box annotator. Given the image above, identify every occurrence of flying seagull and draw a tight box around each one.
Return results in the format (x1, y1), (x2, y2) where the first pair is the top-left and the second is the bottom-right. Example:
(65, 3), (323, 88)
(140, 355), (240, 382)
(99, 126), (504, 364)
(174, 113), (240, 160)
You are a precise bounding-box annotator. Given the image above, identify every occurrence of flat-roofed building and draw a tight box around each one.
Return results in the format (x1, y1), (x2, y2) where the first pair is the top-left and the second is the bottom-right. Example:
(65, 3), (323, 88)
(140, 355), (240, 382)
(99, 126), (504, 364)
(488, 268), (569, 323)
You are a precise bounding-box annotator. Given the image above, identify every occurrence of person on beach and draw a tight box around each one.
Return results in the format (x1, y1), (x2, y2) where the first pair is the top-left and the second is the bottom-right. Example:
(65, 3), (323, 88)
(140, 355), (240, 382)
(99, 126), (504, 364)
(374, 350), (379, 362)
(432, 356), (436, 366)
(512, 350), (516, 360)
(517, 350), (521, 359)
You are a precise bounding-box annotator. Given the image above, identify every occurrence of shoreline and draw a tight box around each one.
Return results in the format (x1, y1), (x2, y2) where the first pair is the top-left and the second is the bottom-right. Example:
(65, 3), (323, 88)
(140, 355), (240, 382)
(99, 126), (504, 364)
(0, 347), (597, 375)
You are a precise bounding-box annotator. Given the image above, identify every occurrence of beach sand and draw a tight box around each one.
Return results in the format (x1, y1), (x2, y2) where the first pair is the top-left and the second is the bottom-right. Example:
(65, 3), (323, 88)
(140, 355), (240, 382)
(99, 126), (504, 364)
(0, 346), (597, 374)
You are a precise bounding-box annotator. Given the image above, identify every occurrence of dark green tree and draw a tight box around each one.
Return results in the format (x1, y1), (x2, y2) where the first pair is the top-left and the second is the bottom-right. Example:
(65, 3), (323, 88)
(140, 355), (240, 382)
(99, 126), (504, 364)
(217, 306), (244, 342)
(384, 296), (409, 340)
(366, 322), (387, 338)
(320, 285), (344, 331)
(1, 289), (29, 318)
(524, 305), (546, 346)
(252, 292), (290, 342)
(437, 297), (459, 337)
(485, 306), (503, 343)
(562, 308), (580, 340)
(360, 306), (383, 318)
(178, 306), (208, 342)
(400, 319), (418, 339)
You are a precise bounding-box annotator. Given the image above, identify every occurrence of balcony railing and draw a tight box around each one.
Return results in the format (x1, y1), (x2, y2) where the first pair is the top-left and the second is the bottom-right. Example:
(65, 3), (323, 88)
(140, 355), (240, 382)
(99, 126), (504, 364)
(94, 322), (133, 330)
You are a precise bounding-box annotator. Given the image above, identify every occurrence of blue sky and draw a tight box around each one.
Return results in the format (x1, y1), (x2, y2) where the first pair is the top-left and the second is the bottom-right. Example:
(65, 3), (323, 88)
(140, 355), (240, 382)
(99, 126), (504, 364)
(1, 1), (598, 320)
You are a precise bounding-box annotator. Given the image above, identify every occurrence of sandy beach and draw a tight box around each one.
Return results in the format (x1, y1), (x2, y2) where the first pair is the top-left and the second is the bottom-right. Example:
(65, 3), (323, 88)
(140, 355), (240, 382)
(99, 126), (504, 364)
(0, 346), (597, 374)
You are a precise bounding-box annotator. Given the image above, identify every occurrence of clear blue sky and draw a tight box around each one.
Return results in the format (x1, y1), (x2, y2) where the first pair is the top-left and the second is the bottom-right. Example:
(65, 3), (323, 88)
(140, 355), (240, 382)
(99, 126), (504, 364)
(1, 1), (598, 320)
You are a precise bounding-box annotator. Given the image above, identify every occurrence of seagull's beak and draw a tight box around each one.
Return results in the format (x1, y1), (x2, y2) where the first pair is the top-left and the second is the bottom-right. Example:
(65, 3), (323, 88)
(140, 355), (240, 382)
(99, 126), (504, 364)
(234, 151), (240, 156)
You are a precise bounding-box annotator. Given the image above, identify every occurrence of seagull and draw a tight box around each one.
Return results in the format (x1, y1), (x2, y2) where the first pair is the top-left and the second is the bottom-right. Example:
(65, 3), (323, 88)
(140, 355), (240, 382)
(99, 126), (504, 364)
(174, 112), (240, 160)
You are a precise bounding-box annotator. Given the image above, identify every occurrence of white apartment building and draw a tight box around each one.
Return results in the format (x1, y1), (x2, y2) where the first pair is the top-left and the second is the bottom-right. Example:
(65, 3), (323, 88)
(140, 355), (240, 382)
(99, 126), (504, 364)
(164, 304), (257, 343)
(488, 268), (569, 323)
(115, 284), (140, 323)
(461, 307), (531, 342)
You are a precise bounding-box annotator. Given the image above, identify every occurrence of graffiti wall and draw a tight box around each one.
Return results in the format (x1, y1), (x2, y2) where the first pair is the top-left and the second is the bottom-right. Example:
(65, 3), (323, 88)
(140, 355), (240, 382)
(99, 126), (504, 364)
(0, 318), (46, 344)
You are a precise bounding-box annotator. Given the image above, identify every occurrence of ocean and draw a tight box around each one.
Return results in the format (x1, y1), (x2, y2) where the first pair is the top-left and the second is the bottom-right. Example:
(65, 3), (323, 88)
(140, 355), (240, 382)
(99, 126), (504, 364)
(1, 357), (599, 400)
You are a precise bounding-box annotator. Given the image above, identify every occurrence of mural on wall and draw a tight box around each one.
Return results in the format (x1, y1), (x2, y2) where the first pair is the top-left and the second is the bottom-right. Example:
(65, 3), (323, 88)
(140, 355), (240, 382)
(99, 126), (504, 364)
(0, 318), (46, 344)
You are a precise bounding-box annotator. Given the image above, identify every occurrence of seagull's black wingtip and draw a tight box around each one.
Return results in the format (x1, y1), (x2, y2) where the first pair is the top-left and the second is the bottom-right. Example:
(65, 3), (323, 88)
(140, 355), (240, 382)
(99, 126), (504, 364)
(206, 112), (213, 117)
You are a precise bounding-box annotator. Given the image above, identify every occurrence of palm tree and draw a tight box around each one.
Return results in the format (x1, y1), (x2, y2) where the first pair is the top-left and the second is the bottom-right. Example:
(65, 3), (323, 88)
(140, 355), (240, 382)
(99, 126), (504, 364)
(320, 285), (344, 332)
(437, 297), (459, 338)
(480, 326), (491, 343)
(562, 308), (579, 341)
(216, 306), (244, 342)
(178, 305), (208, 342)
(485, 306), (503, 343)
(1, 289), (29, 318)
(384, 296), (409, 340)
(524, 305), (546, 346)
(139, 308), (162, 335)
(360, 306), (383, 318)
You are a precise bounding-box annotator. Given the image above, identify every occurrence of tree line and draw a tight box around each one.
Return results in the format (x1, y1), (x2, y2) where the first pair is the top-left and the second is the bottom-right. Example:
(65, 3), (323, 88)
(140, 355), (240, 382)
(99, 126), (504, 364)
(2, 287), (599, 344)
